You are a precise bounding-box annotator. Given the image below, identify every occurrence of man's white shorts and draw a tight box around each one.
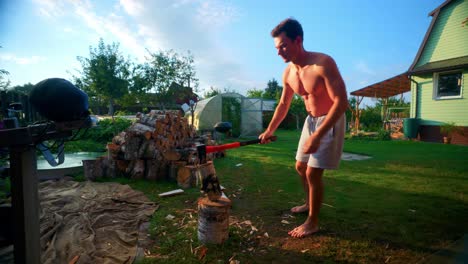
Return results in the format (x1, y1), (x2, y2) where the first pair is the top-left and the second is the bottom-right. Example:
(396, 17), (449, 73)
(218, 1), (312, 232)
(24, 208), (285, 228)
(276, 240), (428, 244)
(295, 114), (345, 169)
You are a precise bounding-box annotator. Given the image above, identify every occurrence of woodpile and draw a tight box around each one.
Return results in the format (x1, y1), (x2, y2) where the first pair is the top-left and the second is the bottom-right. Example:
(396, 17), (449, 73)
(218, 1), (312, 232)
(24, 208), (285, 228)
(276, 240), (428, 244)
(84, 110), (218, 184)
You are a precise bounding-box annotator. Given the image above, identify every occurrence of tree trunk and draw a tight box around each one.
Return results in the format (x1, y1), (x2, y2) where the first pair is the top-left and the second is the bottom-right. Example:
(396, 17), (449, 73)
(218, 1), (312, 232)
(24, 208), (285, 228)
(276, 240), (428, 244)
(108, 98), (115, 116)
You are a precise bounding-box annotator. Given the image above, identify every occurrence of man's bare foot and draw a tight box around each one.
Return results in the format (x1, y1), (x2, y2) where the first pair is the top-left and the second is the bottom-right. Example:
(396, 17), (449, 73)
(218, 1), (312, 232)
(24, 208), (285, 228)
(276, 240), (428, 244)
(290, 204), (308, 214)
(288, 223), (319, 238)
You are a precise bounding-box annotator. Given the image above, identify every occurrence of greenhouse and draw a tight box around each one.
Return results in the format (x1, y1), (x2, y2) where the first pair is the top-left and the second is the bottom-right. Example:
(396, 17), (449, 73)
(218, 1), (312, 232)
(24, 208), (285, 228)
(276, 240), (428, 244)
(187, 93), (273, 137)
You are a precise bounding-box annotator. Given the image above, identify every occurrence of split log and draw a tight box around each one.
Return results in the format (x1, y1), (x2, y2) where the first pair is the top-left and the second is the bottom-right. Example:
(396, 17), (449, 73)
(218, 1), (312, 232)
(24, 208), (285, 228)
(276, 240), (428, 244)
(157, 163), (169, 180)
(116, 160), (130, 174)
(104, 158), (117, 178)
(127, 123), (155, 140)
(123, 136), (143, 160)
(158, 189), (184, 197)
(106, 143), (121, 158)
(138, 114), (168, 128)
(137, 140), (149, 159)
(83, 159), (97, 181)
(145, 159), (161, 181)
(176, 166), (192, 188)
(169, 161), (187, 182)
(162, 150), (181, 161)
(130, 159), (145, 180)
(142, 141), (159, 159)
(83, 157), (116, 180)
(112, 132), (126, 145)
(162, 148), (198, 163)
(177, 162), (216, 189)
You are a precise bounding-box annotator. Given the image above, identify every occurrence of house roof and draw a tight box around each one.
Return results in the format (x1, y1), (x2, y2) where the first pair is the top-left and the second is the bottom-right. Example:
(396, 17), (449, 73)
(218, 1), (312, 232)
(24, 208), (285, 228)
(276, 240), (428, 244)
(350, 72), (410, 98)
(408, 0), (454, 73)
(409, 56), (468, 74)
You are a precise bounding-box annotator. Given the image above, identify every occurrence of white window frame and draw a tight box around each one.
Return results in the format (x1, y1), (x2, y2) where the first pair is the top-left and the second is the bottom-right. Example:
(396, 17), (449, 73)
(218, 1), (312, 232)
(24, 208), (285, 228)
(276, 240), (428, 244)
(433, 70), (463, 100)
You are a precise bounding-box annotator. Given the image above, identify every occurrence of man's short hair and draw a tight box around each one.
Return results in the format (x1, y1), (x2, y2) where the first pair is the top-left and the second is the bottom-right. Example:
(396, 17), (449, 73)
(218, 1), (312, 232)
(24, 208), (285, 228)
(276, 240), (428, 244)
(271, 18), (303, 41)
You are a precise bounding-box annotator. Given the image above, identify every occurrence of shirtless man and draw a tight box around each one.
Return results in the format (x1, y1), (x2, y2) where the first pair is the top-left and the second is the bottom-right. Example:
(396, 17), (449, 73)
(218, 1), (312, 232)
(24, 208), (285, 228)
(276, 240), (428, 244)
(259, 18), (348, 238)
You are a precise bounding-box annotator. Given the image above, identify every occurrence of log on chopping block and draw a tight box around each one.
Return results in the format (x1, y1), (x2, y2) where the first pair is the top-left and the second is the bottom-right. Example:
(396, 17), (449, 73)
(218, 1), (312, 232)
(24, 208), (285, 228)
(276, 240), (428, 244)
(198, 196), (231, 244)
(176, 161), (216, 189)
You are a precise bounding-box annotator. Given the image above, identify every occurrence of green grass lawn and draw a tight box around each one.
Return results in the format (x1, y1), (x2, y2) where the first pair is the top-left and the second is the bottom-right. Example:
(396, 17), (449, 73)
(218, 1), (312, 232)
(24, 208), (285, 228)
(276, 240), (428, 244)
(118, 129), (467, 263)
(4, 129), (466, 263)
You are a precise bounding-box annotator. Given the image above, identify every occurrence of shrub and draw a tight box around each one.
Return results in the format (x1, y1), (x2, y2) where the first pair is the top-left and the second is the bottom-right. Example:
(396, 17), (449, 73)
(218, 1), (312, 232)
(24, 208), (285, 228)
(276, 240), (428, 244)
(377, 129), (391, 141)
(82, 117), (132, 143)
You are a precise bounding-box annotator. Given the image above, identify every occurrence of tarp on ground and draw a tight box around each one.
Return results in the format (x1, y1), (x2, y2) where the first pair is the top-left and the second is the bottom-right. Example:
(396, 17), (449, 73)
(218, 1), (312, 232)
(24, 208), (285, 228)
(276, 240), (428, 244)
(39, 179), (158, 264)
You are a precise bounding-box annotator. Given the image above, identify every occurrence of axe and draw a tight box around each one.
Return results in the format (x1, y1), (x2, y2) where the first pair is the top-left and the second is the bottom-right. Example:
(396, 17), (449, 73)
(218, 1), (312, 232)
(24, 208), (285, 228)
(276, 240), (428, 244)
(197, 136), (277, 201)
(196, 136), (277, 164)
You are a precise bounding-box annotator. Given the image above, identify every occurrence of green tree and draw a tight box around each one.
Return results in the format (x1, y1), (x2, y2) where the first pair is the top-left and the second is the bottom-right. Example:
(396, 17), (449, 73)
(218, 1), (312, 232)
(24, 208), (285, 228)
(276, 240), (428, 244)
(0, 69), (9, 91)
(360, 104), (382, 131)
(204, 86), (221, 98)
(288, 95), (306, 130)
(374, 96), (410, 121)
(74, 39), (132, 116)
(119, 63), (151, 108)
(263, 78), (282, 99)
(144, 49), (198, 109)
(246, 88), (263, 98)
(0, 46), (10, 91)
(10, 83), (34, 95)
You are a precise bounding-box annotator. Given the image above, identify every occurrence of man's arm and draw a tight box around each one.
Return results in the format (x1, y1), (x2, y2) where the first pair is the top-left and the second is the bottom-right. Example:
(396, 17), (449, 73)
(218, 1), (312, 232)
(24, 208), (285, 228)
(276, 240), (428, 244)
(259, 69), (294, 143)
(303, 56), (348, 153)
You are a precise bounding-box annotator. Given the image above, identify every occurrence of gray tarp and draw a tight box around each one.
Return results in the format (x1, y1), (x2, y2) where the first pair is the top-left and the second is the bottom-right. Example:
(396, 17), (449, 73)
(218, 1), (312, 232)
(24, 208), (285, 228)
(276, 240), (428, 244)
(39, 179), (157, 264)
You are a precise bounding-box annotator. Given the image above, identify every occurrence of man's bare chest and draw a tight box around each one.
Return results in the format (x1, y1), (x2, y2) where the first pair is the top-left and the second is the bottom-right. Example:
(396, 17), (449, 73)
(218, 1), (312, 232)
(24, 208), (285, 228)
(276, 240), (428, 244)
(287, 71), (325, 96)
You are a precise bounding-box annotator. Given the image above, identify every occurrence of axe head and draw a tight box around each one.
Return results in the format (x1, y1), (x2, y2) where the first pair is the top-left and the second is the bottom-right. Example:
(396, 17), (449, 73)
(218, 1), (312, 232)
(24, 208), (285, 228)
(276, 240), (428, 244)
(201, 173), (222, 201)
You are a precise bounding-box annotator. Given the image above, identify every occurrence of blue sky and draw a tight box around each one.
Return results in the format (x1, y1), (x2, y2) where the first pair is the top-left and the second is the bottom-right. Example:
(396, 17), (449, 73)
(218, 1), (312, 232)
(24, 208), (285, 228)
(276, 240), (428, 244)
(1, 0), (444, 105)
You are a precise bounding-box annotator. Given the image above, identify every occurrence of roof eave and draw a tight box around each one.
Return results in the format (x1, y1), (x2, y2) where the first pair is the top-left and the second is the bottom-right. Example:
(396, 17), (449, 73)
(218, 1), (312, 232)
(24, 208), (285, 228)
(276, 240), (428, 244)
(409, 63), (468, 75)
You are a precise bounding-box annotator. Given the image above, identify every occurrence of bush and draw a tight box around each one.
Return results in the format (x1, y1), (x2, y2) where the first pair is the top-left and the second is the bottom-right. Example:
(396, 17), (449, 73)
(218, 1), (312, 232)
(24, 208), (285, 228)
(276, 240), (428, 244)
(114, 110), (132, 116)
(377, 129), (391, 141)
(82, 117), (132, 143)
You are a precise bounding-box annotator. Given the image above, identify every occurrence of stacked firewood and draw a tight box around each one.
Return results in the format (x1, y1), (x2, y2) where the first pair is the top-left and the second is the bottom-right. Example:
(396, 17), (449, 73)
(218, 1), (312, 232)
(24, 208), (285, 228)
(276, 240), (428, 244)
(83, 110), (216, 182)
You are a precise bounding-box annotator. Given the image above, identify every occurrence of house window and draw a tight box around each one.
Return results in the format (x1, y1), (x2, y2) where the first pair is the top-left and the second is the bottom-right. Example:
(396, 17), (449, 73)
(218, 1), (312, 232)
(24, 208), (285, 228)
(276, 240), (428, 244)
(434, 71), (463, 99)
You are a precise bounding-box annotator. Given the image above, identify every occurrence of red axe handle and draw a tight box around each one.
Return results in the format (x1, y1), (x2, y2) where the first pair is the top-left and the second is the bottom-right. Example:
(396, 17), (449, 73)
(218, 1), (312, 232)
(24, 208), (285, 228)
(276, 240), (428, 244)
(205, 136), (277, 153)
(197, 136), (277, 163)
(206, 142), (240, 153)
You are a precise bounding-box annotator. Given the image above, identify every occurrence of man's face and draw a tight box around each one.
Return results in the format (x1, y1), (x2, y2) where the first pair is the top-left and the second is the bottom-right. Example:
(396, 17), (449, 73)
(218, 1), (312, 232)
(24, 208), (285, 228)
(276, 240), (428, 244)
(274, 32), (298, 63)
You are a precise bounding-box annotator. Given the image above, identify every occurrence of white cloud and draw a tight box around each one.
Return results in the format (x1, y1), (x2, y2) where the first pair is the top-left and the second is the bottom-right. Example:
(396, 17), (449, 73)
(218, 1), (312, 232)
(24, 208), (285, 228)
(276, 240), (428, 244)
(117, 0), (246, 92)
(32, 0), (249, 93)
(0, 54), (46, 65)
(355, 60), (375, 75)
(33, 0), (68, 18)
(119, 0), (144, 16)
